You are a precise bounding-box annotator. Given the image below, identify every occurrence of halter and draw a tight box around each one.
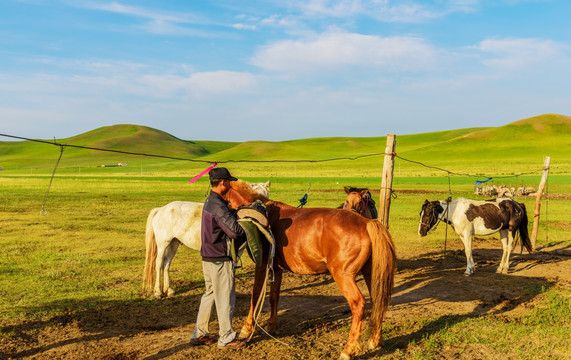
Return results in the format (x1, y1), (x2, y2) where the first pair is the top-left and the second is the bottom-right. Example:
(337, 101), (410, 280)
(421, 198), (451, 234)
(420, 207), (440, 233)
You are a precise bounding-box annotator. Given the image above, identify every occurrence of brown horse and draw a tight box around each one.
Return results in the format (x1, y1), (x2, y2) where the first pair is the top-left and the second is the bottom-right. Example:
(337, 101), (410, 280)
(227, 188), (396, 359)
(341, 186), (378, 219)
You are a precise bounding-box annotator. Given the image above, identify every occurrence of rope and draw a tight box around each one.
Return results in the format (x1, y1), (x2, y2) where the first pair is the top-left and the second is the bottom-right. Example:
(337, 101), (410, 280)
(394, 153), (542, 180)
(443, 196), (452, 252)
(297, 163), (314, 208)
(40, 145), (65, 216)
(247, 264), (292, 347)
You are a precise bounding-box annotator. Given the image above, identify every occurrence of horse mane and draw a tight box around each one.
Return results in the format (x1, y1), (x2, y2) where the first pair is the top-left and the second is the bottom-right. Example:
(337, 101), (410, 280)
(345, 186), (369, 193)
(265, 200), (294, 209)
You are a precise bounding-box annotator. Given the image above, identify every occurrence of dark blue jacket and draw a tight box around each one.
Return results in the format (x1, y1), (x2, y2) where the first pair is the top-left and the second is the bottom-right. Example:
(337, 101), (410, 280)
(200, 191), (245, 262)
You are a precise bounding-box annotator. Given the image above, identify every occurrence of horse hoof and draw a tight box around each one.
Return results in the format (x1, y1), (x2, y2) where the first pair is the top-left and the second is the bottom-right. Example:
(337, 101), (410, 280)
(338, 353), (352, 360)
(239, 329), (252, 339)
(463, 272), (472, 277)
(266, 321), (278, 334)
(167, 289), (175, 297)
(154, 293), (162, 299)
(368, 338), (380, 350)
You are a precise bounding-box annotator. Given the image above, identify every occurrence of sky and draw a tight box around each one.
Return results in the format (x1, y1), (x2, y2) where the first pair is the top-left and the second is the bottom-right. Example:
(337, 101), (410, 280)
(0, 0), (570, 142)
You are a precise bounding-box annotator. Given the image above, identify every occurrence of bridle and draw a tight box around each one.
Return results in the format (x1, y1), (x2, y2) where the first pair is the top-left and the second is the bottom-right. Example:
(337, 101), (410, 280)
(420, 205), (441, 234)
(420, 199), (452, 235)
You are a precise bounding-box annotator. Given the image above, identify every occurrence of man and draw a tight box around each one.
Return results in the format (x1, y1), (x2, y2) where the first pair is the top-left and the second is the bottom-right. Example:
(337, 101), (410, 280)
(190, 167), (247, 349)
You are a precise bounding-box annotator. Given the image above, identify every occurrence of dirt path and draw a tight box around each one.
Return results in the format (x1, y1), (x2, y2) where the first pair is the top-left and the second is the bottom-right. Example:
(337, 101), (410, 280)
(2, 243), (570, 360)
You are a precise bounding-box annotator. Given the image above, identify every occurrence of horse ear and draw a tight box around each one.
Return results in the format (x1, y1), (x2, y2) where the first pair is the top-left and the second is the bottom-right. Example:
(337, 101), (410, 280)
(265, 180), (271, 189)
(360, 189), (368, 196)
(344, 186), (350, 194)
(424, 199), (429, 205)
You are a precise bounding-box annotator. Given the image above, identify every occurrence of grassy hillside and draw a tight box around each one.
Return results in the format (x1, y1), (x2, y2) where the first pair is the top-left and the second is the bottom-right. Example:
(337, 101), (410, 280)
(0, 114), (569, 176)
(399, 114), (571, 175)
(0, 125), (237, 169)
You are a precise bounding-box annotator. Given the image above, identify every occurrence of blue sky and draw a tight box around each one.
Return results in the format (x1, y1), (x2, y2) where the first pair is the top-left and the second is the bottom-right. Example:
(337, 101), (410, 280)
(1, 0), (570, 141)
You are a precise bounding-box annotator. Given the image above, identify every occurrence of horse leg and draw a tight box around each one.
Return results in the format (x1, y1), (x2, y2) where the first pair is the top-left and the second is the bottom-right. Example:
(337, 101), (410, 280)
(360, 258), (373, 300)
(239, 262), (271, 339)
(460, 233), (475, 276)
(500, 230), (514, 274)
(162, 239), (181, 297)
(154, 243), (168, 299)
(497, 230), (509, 274)
(332, 272), (366, 360)
(267, 268), (283, 333)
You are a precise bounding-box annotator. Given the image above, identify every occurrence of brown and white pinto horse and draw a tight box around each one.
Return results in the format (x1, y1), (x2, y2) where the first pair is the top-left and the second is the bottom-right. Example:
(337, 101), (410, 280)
(341, 186), (378, 219)
(227, 189), (396, 360)
(418, 197), (532, 276)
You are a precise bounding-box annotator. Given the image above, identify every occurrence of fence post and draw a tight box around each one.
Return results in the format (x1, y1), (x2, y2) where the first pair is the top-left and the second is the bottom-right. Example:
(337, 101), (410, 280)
(379, 134), (396, 228)
(530, 156), (551, 250)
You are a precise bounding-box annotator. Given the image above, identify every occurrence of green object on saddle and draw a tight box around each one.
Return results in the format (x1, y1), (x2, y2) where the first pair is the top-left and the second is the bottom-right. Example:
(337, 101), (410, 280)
(238, 219), (264, 266)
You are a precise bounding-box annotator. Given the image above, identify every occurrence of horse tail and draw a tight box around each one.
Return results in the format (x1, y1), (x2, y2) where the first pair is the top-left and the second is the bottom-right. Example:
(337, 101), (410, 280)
(517, 203), (533, 253)
(366, 219), (397, 348)
(142, 207), (159, 293)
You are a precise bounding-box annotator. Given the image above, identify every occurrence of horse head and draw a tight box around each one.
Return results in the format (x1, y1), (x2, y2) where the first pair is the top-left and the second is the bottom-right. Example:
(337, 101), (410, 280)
(343, 186), (377, 219)
(226, 180), (270, 209)
(249, 180), (271, 199)
(343, 188), (369, 214)
(418, 200), (444, 237)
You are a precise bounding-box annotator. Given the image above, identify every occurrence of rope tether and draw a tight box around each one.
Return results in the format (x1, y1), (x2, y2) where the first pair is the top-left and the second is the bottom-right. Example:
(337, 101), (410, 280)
(40, 145), (65, 216)
(247, 263), (292, 347)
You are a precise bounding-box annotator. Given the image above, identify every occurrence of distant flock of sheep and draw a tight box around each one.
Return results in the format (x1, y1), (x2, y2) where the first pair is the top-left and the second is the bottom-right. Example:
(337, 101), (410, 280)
(474, 184), (536, 198)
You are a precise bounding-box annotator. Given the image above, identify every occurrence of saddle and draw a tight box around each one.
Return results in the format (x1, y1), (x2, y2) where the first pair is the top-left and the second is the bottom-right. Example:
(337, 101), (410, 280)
(237, 200), (269, 227)
(236, 201), (275, 267)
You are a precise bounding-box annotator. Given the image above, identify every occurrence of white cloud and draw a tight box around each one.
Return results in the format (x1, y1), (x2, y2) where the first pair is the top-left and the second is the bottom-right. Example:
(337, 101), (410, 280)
(77, 1), (204, 24)
(185, 71), (260, 94)
(232, 23), (257, 30)
(293, 0), (478, 22)
(475, 37), (562, 69)
(69, 1), (229, 37)
(250, 31), (436, 72)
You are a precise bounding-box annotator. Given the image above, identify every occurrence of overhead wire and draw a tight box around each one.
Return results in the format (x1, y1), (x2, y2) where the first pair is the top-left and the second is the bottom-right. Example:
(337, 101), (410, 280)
(0, 133), (546, 179)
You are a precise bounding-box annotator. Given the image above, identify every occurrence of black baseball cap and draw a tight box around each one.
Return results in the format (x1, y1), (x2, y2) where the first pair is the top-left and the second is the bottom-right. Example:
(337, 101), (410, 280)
(209, 167), (238, 181)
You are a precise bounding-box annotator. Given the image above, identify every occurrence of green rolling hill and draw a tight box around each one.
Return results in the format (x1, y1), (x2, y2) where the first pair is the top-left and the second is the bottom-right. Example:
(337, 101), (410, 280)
(0, 114), (569, 175)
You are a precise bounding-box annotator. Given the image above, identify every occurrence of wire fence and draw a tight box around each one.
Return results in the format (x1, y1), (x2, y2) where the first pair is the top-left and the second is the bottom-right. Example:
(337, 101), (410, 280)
(0, 132), (549, 216)
(0, 132), (545, 180)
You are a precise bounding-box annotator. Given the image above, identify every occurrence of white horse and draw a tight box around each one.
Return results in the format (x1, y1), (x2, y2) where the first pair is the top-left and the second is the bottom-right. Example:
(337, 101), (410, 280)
(143, 180), (270, 298)
(418, 197), (532, 276)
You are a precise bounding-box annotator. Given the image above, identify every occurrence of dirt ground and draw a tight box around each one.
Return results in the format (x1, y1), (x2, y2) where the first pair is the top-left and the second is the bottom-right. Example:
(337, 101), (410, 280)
(2, 239), (570, 360)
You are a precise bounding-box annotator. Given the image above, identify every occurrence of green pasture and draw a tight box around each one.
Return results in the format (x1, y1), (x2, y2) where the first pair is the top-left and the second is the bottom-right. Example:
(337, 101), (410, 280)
(1, 171), (569, 319)
(1, 114), (570, 357)
(1, 171), (570, 358)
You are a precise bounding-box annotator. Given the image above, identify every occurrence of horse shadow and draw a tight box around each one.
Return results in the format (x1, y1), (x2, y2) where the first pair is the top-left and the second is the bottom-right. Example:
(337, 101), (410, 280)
(1, 293), (192, 359)
(234, 245), (568, 358)
(4, 246), (566, 359)
(1, 275), (250, 360)
(358, 246), (568, 358)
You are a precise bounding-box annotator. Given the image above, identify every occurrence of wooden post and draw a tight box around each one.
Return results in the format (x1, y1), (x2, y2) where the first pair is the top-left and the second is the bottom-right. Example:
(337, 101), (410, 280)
(379, 134), (396, 228)
(530, 156), (551, 250)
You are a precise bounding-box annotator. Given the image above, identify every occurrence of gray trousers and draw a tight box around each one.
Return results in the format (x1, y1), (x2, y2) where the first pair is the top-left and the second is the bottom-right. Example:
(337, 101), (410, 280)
(191, 260), (237, 346)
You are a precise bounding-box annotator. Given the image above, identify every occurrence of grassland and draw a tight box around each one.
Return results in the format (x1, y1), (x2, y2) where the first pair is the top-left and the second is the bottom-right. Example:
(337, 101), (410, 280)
(0, 113), (570, 359)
